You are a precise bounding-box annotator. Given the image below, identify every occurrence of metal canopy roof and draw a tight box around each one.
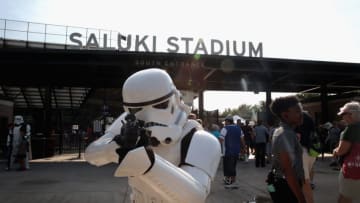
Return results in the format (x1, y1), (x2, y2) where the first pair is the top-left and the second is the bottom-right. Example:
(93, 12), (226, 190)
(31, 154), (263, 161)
(0, 86), (91, 109)
(0, 42), (360, 113)
(1, 18), (359, 112)
(202, 55), (360, 93)
(0, 47), (359, 94)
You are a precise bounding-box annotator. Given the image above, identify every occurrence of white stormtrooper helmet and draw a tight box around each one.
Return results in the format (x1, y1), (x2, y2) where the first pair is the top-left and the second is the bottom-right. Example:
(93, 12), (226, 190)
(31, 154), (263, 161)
(14, 115), (24, 126)
(122, 68), (191, 146)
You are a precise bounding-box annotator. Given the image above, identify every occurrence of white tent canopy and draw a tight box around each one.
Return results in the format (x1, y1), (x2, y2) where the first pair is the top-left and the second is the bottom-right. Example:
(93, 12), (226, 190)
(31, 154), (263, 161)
(233, 115), (246, 124)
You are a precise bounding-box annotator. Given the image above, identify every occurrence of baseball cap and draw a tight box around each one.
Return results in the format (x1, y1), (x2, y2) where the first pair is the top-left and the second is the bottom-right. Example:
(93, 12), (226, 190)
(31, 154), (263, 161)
(322, 122), (333, 130)
(337, 101), (360, 116)
(224, 115), (233, 122)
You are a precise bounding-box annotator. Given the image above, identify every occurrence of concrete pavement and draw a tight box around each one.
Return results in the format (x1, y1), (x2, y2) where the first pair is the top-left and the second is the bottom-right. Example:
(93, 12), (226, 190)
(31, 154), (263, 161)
(0, 154), (340, 203)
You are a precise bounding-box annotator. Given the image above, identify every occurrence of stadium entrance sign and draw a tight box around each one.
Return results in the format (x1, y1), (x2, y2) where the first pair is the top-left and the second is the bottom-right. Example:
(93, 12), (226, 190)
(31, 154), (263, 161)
(69, 32), (263, 57)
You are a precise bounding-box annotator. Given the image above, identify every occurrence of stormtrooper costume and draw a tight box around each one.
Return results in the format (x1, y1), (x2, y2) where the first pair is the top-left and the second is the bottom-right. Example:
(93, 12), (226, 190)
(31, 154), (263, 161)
(7, 115), (31, 170)
(85, 68), (221, 203)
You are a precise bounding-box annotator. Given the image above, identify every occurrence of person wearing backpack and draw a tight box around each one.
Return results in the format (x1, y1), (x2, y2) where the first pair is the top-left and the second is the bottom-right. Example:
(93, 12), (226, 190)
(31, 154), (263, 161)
(333, 101), (360, 203)
(296, 111), (317, 203)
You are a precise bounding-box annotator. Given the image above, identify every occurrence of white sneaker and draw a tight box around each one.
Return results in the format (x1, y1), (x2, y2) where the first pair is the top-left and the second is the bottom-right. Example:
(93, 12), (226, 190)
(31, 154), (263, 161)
(224, 182), (239, 189)
(223, 177), (231, 185)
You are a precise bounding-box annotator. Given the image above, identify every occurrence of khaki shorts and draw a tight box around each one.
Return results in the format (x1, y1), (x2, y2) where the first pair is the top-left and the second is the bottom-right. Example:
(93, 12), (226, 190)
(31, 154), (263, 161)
(302, 147), (316, 180)
(339, 171), (360, 200)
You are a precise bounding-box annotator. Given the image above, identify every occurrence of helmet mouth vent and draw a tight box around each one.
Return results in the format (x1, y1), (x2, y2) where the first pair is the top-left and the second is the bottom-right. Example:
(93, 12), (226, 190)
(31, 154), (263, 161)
(165, 137), (172, 144)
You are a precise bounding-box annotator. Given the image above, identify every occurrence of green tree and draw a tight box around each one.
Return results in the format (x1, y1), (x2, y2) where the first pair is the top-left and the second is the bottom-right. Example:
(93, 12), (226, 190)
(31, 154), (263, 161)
(221, 103), (263, 120)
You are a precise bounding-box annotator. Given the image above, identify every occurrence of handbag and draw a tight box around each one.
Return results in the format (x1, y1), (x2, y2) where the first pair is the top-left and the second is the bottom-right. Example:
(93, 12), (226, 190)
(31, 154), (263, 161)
(266, 168), (276, 192)
(342, 143), (360, 179)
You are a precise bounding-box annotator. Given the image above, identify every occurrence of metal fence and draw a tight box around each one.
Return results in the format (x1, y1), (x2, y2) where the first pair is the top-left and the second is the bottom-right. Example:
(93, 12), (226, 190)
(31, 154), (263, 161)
(54, 133), (87, 155)
(30, 132), (88, 159)
(0, 19), (123, 50)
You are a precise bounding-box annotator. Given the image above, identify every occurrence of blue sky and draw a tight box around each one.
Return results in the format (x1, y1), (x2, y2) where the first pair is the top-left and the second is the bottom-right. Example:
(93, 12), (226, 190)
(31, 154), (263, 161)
(1, 0), (359, 111)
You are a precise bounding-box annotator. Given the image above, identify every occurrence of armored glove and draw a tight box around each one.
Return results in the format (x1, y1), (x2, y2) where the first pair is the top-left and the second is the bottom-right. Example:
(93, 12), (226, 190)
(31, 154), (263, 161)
(112, 114), (154, 176)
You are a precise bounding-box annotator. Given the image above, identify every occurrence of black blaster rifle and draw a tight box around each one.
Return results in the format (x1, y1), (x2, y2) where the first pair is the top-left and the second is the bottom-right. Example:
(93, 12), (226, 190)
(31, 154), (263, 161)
(112, 114), (150, 163)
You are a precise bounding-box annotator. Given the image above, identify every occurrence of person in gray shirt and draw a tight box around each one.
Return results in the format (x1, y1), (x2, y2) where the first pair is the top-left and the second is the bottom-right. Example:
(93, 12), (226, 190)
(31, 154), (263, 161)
(253, 120), (269, 167)
(268, 96), (306, 203)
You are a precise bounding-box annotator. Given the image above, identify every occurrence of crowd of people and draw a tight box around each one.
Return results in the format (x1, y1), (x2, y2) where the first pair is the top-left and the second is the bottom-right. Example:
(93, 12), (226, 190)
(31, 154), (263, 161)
(3, 96), (360, 203)
(6, 93), (360, 203)
(2, 65), (359, 203)
(190, 98), (360, 203)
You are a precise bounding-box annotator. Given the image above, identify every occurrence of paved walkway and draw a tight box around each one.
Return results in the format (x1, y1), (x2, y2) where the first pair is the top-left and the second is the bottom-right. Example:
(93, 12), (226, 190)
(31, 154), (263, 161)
(0, 154), (340, 203)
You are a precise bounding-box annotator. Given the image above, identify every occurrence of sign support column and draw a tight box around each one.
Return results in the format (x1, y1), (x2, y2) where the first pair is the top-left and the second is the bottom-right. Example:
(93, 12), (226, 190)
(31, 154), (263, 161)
(320, 83), (329, 123)
(198, 90), (204, 121)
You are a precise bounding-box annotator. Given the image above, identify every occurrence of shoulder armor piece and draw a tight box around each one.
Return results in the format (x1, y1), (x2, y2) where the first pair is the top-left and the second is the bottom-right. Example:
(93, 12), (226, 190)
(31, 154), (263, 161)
(183, 130), (221, 179)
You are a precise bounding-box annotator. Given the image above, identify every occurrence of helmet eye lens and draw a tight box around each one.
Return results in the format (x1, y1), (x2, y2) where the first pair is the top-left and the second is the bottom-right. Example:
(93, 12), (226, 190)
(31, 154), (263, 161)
(153, 100), (169, 109)
(128, 107), (143, 114)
